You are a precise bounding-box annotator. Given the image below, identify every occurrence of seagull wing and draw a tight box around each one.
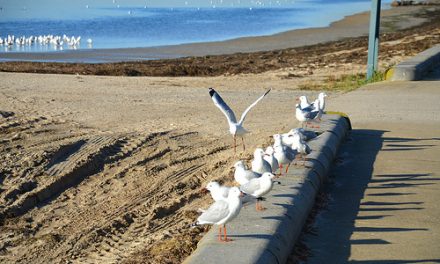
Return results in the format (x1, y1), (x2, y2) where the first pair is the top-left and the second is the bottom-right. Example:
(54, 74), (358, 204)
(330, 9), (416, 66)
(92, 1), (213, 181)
(304, 109), (320, 119)
(301, 104), (315, 112)
(209, 88), (237, 124)
(238, 88), (271, 125)
(240, 178), (261, 196)
(220, 186), (231, 199)
(197, 200), (229, 224)
(245, 170), (260, 181)
(286, 146), (298, 161)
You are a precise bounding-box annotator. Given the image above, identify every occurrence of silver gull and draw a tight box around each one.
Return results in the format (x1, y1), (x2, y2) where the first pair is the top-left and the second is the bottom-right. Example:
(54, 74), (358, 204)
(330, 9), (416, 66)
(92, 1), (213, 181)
(209, 87), (271, 153)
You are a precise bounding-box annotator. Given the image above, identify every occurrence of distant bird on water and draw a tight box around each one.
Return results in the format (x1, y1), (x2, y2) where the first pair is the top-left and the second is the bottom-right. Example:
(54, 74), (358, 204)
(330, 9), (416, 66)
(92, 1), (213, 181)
(209, 87), (271, 154)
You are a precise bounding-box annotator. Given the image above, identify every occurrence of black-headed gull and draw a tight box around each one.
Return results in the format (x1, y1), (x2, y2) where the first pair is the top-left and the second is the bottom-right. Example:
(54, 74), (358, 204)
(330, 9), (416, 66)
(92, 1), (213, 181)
(209, 87), (271, 153)
(194, 187), (242, 242)
(233, 161), (260, 185)
(240, 172), (277, 211)
(251, 148), (272, 174)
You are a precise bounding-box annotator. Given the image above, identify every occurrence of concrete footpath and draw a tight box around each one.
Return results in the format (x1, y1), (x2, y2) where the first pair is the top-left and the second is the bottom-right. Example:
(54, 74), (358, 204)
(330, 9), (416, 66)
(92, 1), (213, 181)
(305, 67), (440, 263)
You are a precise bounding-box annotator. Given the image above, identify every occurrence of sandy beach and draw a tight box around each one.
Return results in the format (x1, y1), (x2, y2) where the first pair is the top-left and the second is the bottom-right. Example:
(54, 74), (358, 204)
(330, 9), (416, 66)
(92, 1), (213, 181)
(0, 3), (440, 264)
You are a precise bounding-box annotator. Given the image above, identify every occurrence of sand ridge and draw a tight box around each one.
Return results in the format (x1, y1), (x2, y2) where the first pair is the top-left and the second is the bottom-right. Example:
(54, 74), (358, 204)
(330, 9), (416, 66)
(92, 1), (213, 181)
(0, 111), (241, 263)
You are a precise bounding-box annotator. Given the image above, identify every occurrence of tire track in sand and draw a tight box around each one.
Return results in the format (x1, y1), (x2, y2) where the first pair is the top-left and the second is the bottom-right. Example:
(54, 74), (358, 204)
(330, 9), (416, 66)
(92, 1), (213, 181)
(1, 125), (234, 264)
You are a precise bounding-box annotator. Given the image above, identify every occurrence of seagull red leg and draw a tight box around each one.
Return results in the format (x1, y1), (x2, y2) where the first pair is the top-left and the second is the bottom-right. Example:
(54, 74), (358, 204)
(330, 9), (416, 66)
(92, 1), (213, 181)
(223, 225), (232, 242)
(277, 164), (283, 177)
(256, 199), (266, 211)
(285, 163), (291, 174)
(218, 226), (223, 241)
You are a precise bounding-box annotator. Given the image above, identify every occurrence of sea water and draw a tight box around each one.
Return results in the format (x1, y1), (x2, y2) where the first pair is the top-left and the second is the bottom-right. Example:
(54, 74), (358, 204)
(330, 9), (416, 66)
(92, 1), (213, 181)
(0, 0), (391, 53)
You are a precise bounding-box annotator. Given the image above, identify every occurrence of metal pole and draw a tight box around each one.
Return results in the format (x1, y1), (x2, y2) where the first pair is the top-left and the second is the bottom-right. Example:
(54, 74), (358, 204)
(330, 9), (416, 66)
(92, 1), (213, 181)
(367, 0), (381, 80)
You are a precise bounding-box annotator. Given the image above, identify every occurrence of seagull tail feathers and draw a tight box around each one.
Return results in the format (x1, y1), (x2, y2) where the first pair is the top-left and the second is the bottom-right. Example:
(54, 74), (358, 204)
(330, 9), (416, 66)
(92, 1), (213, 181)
(189, 221), (200, 229)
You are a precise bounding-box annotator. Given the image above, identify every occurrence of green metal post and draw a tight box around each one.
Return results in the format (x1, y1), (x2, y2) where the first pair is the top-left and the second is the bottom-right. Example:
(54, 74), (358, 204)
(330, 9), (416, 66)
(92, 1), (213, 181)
(367, 0), (381, 80)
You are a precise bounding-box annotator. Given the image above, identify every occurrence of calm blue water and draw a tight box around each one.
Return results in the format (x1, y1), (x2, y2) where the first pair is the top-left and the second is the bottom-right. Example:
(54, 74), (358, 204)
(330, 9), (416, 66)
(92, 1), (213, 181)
(0, 0), (391, 53)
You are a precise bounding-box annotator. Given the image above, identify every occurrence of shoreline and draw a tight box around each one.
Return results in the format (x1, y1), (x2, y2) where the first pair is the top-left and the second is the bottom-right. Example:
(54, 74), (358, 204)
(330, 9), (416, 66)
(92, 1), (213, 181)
(0, 5), (432, 63)
(0, 4), (438, 78)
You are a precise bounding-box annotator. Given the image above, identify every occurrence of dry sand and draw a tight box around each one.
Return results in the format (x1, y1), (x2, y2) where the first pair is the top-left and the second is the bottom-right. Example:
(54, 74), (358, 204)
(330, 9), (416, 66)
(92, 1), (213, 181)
(0, 72), (308, 264)
(0, 4), (440, 264)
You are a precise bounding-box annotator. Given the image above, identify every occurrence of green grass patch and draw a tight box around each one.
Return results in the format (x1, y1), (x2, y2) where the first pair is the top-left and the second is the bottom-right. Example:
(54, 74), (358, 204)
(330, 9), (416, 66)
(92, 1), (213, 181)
(298, 71), (385, 92)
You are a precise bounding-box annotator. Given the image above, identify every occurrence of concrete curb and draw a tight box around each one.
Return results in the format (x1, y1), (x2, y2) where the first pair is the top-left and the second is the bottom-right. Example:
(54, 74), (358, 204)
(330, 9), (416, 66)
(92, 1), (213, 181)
(391, 44), (440, 81)
(183, 114), (350, 264)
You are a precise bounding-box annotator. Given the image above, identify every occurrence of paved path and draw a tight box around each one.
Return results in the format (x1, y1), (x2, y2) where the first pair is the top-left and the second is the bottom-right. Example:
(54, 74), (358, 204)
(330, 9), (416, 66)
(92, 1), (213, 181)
(304, 68), (440, 263)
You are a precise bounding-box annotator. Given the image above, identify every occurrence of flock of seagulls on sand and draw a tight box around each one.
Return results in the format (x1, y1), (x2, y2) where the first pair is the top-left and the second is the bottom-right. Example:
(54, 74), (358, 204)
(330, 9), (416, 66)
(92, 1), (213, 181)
(0, 34), (93, 50)
(191, 88), (327, 242)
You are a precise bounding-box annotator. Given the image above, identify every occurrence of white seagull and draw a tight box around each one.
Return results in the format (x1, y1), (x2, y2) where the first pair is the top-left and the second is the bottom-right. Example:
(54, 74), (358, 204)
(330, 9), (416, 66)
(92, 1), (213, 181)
(205, 181), (230, 202)
(317, 92), (327, 112)
(273, 134), (297, 175)
(298, 93), (327, 112)
(295, 102), (322, 129)
(281, 128), (304, 146)
(288, 128), (317, 141)
(193, 186), (243, 242)
(264, 146), (279, 174)
(298, 95), (311, 109)
(289, 132), (311, 160)
(209, 87), (271, 153)
(240, 172), (277, 211)
(251, 148), (272, 174)
(233, 160), (260, 185)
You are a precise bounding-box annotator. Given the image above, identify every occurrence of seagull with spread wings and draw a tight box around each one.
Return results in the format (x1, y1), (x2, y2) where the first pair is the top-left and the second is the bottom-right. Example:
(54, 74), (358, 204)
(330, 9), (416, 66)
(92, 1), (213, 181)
(209, 87), (271, 153)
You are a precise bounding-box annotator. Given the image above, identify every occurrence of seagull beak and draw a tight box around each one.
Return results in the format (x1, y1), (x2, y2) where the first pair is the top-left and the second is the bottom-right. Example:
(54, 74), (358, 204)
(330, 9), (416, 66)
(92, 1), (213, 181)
(200, 188), (208, 194)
